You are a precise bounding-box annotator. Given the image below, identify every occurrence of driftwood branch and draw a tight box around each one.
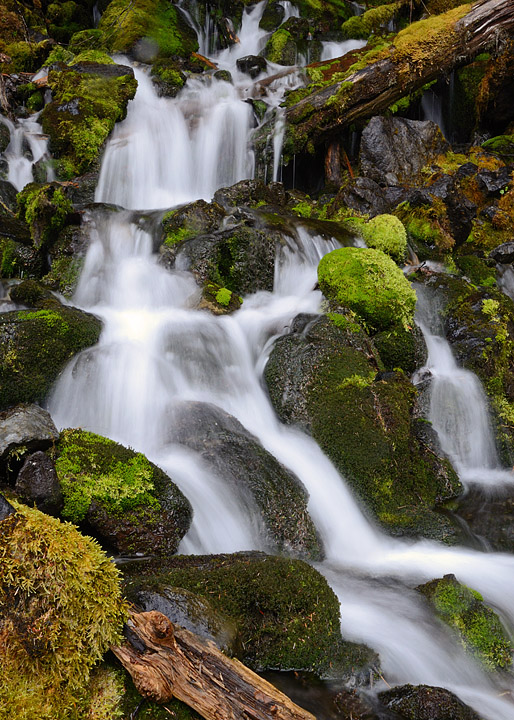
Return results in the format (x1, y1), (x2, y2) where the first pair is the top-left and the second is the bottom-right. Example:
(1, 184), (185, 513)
(283, 0), (514, 154)
(112, 610), (316, 720)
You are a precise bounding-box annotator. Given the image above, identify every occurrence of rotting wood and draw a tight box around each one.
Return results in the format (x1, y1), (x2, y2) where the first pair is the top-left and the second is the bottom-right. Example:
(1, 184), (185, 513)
(112, 610), (317, 720)
(283, 0), (514, 154)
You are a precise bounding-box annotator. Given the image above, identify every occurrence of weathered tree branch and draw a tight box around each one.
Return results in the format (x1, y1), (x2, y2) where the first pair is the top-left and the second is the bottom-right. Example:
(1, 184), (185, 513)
(112, 610), (316, 720)
(283, 0), (514, 155)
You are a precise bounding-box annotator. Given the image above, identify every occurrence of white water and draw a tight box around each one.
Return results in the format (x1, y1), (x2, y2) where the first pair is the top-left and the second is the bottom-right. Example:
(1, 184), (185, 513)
(0, 112), (54, 191)
(46, 4), (514, 719)
(320, 38), (367, 62)
(415, 285), (514, 488)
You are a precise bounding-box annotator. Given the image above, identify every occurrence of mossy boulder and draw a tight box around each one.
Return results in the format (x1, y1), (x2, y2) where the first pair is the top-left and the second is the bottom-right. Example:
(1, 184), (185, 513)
(264, 27), (298, 66)
(318, 247), (417, 332)
(0, 502), (127, 720)
(379, 684), (482, 720)
(123, 551), (379, 681)
(16, 182), (73, 253)
(53, 428), (192, 556)
(213, 179), (287, 209)
(264, 313), (461, 539)
(41, 61), (137, 178)
(42, 223), (89, 298)
(98, 0), (198, 61)
(170, 401), (323, 560)
(417, 574), (513, 671)
(361, 213), (408, 263)
(0, 294), (102, 410)
(161, 198), (226, 248)
(374, 323), (426, 374)
(198, 282), (243, 315)
(150, 58), (186, 97)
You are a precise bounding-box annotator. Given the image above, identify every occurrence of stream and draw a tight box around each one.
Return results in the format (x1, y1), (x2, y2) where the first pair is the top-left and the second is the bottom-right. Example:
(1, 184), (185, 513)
(3, 2), (514, 717)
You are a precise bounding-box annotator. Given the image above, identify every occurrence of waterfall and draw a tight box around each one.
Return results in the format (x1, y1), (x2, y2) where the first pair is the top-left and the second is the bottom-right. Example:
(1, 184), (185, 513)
(414, 284), (514, 487)
(0, 112), (54, 191)
(43, 4), (514, 719)
(320, 39), (367, 62)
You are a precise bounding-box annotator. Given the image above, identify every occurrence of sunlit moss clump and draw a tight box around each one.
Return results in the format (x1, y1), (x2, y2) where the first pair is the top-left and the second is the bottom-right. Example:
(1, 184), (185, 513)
(318, 247), (416, 331)
(361, 214), (407, 263)
(417, 574), (513, 671)
(0, 502), (127, 720)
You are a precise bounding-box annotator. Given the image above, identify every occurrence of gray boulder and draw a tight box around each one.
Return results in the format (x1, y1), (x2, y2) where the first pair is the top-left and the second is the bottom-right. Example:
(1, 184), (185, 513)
(15, 451), (64, 516)
(0, 404), (58, 478)
(360, 116), (449, 186)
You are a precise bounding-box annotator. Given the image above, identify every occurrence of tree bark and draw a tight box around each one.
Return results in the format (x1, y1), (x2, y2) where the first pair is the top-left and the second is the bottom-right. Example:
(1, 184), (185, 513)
(283, 0), (514, 155)
(112, 610), (317, 720)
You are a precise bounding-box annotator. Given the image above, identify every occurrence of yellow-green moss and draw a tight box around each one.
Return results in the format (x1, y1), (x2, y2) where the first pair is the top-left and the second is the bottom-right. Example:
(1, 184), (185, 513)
(0, 502), (127, 720)
(361, 214), (407, 263)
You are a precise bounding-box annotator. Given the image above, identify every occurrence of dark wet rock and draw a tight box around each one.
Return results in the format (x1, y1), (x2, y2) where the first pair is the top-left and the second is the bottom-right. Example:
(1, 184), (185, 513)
(264, 312), (461, 540)
(162, 198), (226, 243)
(455, 162), (479, 179)
(379, 684), (482, 720)
(170, 401), (323, 560)
(9, 279), (54, 306)
(334, 177), (391, 216)
(259, 0), (285, 30)
(445, 188), (477, 246)
(122, 551), (379, 681)
(162, 222), (280, 296)
(0, 493), (15, 521)
(69, 60), (134, 78)
(360, 116), (450, 187)
(43, 223), (90, 297)
(14, 451), (63, 516)
(454, 486), (514, 553)
(65, 169), (100, 207)
(236, 54), (267, 78)
(0, 404), (58, 476)
(54, 428), (192, 557)
(417, 574), (512, 671)
(214, 69), (232, 83)
(475, 167), (513, 196)
(213, 179), (287, 209)
(490, 241), (514, 264)
(0, 298), (102, 410)
(131, 586), (237, 653)
(0, 180), (18, 214)
(0, 123), (10, 154)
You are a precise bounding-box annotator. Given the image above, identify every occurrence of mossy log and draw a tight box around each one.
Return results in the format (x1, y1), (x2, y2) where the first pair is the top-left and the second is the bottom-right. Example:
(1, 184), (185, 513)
(112, 610), (316, 720)
(284, 0), (514, 154)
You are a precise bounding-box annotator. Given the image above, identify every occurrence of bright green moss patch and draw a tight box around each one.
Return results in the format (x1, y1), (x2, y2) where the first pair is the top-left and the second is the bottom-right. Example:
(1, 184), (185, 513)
(265, 27), (295, 65)
(215, 287), (233, 306)
(318, 247), (416, 331)
(361, 214), (407, 263)
(17, 183), (72, 250)
(341, 1), (402, 39)
(41, 65), (137, 177)
(0, 502), (127, 720)
(55, 429), (160, 523)
(417, 575), (513, 670)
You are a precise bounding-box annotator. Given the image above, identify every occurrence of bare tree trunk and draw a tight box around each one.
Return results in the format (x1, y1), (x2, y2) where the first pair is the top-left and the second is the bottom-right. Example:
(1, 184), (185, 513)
(112, 610), (317, 720)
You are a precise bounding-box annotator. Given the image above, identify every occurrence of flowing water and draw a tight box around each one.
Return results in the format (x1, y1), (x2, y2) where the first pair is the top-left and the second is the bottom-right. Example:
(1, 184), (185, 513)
(0, 112), (54, 190)
(3, 1), (510, 717)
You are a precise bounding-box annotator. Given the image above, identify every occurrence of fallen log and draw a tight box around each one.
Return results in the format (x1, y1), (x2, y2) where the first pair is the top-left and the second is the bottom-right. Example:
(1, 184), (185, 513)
(282, 0), (514, 156)
(112, 609), (317, 720)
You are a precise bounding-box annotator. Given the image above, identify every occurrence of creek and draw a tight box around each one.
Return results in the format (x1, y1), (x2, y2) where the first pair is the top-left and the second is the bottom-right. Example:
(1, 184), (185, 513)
(4, 2), (513, 717)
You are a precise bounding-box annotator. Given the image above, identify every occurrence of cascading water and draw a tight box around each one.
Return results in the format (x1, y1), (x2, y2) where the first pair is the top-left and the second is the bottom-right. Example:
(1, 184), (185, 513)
(0, 112), (54, 190)
(415, 284), (514, 487)
(44, 3), (514, 719)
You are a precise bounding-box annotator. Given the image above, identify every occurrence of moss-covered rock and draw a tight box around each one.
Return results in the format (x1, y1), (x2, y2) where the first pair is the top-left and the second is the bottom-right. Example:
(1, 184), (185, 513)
(417, 574), (513, 671)
(41, 61), (137, 178)
(0, 292), (102, 410)
(0, 502), (127, 720)
(379, 683), (482, 720)
(264, 313), (461, 539)
(170, 401), (323, 560)
(264, 27), (298, 65)
(162, 198), (226, 247)
(98, 0), (198, 61)
(361, 213), (408, 263)
(318, 247), (417, 332)
(374, 323), (426, 374)
(198, 282), (243, 315)
(16, 182), (73, 252)
(150, 58), (186, 97)
(53, 428), (192, 556)
(341, 1), (402, 39)
(123, 551), (379, 680)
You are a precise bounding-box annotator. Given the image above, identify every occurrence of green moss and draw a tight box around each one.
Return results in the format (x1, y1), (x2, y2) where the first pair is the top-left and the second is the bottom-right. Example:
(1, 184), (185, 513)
(99, 0), (198, 59)
(124, 552), (374, 678)
(417, 575), (513, 670)
(41, 66), (137, 176)
(291, 200), (313, 218)
(341, 1), (401, 39)
(215, 287), (232, 306)
(43, 44), (75, 66)
(163, 226), (196, 247)
(17, 183), (72, 250)
(73, 50), (114, 64)
(374, 324), (421, 373)
(318, 247), (416, 331)
(265, 27), (295, 65)
(43, 255), (84, 297)
(0, 303), (101, 409)
(0, 502), (127, 720)
(455, 255), (496, 287)
(55, 429), (160, 523)
(0, 239), (17, 277)
(361, 214), (407, 263)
